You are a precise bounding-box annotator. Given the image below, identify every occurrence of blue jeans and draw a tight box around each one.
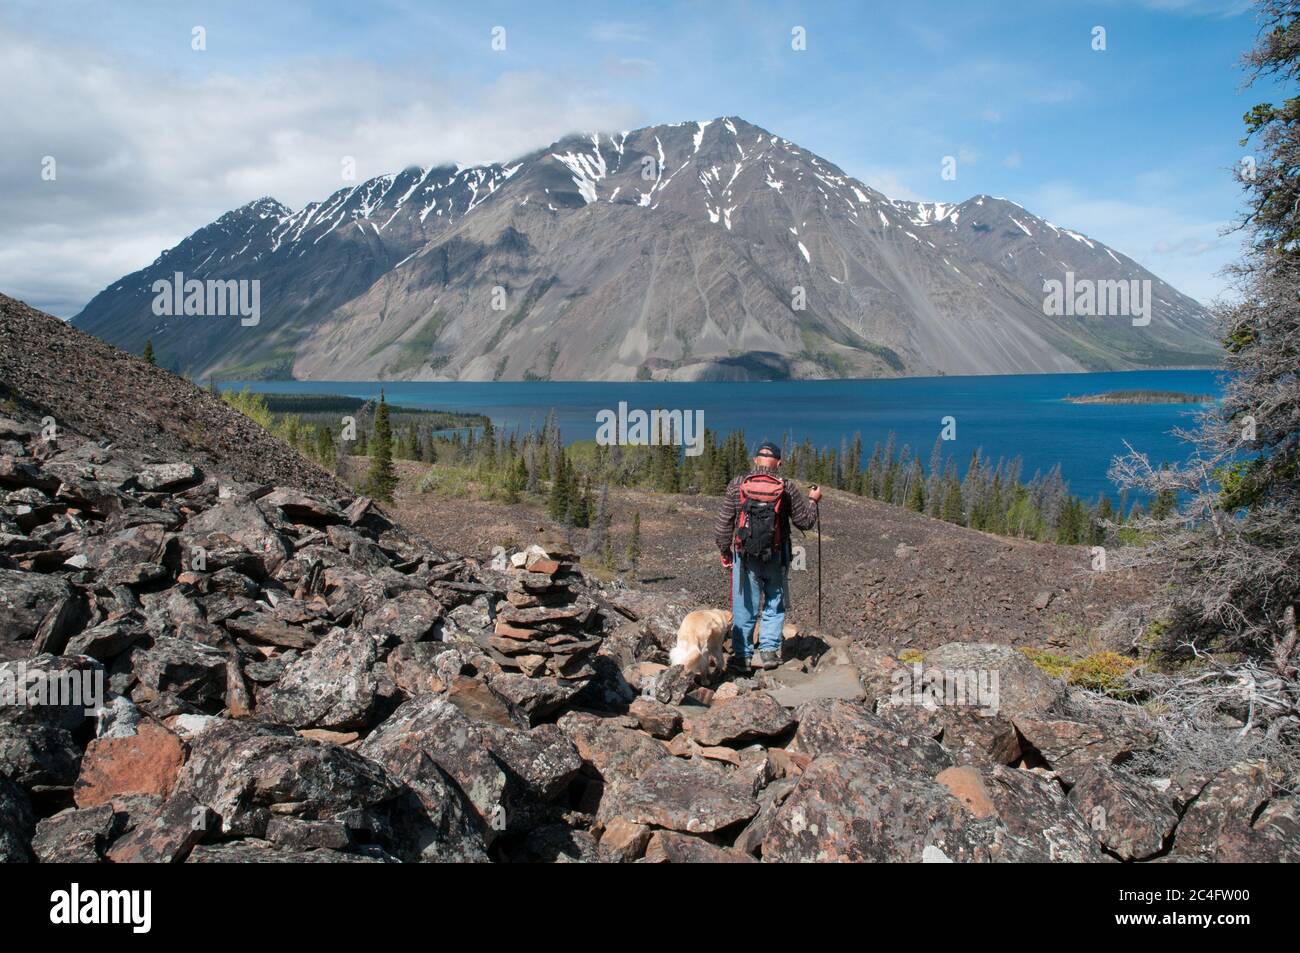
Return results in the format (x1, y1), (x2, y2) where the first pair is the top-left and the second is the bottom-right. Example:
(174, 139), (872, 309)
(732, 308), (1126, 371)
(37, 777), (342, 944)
(731, 556), (787, 658)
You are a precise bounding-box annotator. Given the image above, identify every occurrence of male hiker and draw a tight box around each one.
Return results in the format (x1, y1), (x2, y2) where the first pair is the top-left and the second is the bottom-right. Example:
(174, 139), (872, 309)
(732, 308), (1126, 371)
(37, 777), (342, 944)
(713, 440), (821, 672)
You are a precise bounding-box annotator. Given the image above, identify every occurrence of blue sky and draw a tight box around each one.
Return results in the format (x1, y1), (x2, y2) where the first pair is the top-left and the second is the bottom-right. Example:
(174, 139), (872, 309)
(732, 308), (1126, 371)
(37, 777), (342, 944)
(0, 0), (1280, 315)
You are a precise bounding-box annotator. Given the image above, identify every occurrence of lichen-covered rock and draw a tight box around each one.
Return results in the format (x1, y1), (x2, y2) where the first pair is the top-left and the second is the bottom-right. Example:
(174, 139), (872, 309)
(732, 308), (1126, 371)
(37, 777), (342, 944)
(597, 757), (758, 834)
(1012, 715), (1152, 784)
(0, 722), (81, 787)
(360, 694), (578, 843)
(1172, 761), (1300, 863)
(0, 569), (70, 642)
(32, 804), (119, 862)
(487, 672), (586, 727)
(126, 637), (229, 717)
(258, 627), (379, 730)
(793, 698), (951, 775)
(0, 654), (102, 732)
(186, 499), (289, 576)
(557, 710), (669, 781)
(762, 752), (984, 862)
(981, 765), (1102, 862)
(175, 721), (401, 839)
(687, 691), (795, 747)
(136, 462), (201, 492)
(1067, 763), (1178, 861)
(0, 776), (34, 862)
(360, 590), (442, 646)
(921, 642), (1066, 719)
(186, 839), (393, 863)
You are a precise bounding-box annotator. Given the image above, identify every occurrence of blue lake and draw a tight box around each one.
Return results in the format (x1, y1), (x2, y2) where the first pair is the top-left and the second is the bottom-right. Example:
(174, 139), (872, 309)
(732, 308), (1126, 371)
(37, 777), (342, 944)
(225, 369), (1226, 502)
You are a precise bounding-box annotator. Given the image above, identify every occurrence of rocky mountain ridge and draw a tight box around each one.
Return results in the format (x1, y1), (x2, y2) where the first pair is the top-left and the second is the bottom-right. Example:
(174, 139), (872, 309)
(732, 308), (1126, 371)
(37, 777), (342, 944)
(71, 117), (1219, 382)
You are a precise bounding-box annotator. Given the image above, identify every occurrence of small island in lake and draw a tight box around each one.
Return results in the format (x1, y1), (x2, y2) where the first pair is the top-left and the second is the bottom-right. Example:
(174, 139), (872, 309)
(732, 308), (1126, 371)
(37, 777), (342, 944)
(1063, 390), (1213, 405)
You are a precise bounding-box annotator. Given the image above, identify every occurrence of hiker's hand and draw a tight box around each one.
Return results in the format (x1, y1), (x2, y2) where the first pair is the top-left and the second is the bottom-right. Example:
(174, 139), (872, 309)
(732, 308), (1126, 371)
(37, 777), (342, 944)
(720, 550), (733, 569)
(808, 485), (822, 503)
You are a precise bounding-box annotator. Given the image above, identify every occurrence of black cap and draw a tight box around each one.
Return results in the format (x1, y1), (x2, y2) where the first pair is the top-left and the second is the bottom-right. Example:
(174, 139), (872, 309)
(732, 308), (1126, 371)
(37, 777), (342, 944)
(755, 440), (782, 460)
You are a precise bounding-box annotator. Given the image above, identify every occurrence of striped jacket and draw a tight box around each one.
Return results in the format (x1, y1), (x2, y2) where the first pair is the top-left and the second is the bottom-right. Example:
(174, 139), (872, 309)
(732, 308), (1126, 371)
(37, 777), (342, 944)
(713, 466), (819, 562)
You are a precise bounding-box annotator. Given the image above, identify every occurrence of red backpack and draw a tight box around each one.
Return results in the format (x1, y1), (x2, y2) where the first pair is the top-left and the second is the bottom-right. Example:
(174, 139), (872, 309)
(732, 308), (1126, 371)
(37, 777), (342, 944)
(734, 473), (786, 563)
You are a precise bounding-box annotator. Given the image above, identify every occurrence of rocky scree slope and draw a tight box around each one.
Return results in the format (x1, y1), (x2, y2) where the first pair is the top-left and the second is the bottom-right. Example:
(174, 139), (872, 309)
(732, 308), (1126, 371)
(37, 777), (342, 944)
(1, 293), (344, 497)
(0, 435), (1294, 860)
(71, 117), (1218, 382)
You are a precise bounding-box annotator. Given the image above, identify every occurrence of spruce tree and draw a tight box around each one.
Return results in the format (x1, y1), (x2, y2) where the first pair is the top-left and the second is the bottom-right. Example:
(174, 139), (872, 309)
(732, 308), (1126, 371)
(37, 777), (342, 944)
(365, 390), (398, 502)
(142, 339), (156, 365)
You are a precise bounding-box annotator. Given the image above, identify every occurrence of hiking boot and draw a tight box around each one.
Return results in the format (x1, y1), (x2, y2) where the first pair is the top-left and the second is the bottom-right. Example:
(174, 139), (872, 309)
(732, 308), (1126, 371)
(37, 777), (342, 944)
(757, 650), (782, 670)
(726, 655), (752, 676)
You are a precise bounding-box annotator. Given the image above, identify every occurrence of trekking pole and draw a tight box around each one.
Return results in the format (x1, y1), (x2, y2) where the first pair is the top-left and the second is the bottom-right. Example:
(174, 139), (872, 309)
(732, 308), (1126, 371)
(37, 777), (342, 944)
(810, 485), (822, 629)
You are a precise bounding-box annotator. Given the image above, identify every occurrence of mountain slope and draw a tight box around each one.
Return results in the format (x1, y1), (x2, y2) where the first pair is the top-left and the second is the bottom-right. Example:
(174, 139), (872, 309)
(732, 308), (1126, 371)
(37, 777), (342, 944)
(0, 293), (346, 495)
(72, 117), (1220, 381)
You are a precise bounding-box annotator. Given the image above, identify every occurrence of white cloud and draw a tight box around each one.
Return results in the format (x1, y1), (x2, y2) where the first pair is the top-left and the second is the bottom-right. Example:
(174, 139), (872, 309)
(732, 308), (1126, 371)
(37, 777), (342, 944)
(589, 22), (649, 43)
(1029, 182), (1241, 305)
(0, 25), (640, 317)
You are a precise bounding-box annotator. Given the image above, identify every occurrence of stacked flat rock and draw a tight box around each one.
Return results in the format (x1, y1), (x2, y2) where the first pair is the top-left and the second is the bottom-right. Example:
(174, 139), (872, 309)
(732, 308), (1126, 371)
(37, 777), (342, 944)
(482, 545), (601, 681)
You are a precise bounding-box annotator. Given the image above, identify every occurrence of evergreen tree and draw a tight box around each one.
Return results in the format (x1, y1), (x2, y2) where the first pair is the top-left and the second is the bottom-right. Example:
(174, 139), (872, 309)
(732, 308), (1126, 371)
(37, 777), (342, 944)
(548, 453), (571, 520)
(905, 460), (925, 512)
(364, 390), (398, 502)
(142, 339), (156, 365)
(569, 474), (589, 528)
(585, 482), (610, 556)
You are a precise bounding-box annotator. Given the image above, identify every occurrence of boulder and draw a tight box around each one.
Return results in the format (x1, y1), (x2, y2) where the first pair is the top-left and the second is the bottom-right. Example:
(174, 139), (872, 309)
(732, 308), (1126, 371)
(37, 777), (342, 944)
(557, 711), (669, 781)
(103, 793), (211, 863)
(186, 840), (391, 863)
(127, 637), (229, 717)
(74, 720), (186, 807)
(1067, 763), (1178, 861)
(920, 642), (1066, 719)
(32, 804), (118, 862)
(64, 615), (149, 661)
(762, 752), (983, 863)
(1172, 761), (1300, 863)
(186, 500), (289, 575)
(981, 765), (1103, 862)
(136, 463), (201, 492)
(0, 654), (102, 732)
(686, 691), (794, 747)
(360, 589), (442, 646)
(487, 672), (586, 727)
(1012, 715), (1152, 784)
(643, 830), (755, 863)
(258, 628), (379, 730)
(359, 695), (579, 841)
(175, 721), (402, 839)
(0, 569), (70, 641)
(598, 816), (653, 862)
(628, 697), (682, 739)
(597, 757), (758, 834)
(792, 699), (951, 775)
(0, 722), (81, 787)
(0, 777), (34, 862)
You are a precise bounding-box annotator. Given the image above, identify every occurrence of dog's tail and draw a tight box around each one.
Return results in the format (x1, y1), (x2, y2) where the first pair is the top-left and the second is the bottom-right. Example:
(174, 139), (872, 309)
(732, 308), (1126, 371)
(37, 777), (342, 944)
(669, 644), (702, 669)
